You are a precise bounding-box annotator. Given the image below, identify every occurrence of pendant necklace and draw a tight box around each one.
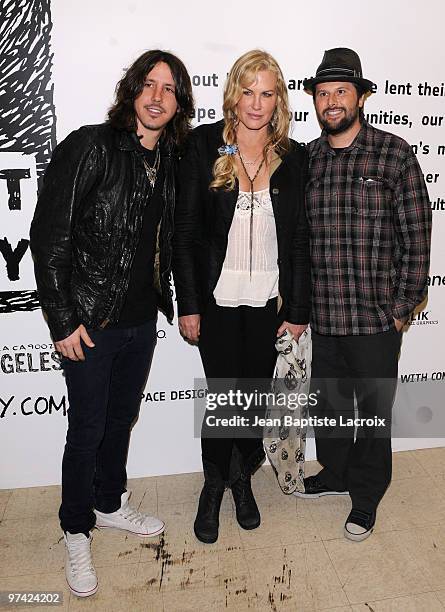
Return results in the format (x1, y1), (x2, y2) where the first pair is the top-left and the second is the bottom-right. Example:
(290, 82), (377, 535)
(142, 146), (160, 189)
(237, 147), (266, 279)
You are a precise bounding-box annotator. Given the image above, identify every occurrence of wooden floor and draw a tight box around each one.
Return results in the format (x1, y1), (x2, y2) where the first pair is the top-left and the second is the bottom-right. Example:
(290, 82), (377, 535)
(1, 448), (445, 611)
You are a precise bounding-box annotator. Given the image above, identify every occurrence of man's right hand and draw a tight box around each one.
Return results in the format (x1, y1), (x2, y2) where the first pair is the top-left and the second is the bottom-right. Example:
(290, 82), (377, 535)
(178, 314), (201, 343)
(55, 324), (95, 361)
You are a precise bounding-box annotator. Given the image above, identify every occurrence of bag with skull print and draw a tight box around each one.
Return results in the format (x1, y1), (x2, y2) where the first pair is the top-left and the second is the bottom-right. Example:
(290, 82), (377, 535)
(263, 327), (312, 494)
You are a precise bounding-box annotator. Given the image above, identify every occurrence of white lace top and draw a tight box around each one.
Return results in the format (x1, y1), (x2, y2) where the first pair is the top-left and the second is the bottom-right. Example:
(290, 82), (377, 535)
(213, 189), (279, 307)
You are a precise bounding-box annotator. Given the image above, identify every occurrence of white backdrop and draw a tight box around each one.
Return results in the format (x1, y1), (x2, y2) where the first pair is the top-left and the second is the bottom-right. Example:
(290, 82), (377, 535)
(1, 0), (444, 488)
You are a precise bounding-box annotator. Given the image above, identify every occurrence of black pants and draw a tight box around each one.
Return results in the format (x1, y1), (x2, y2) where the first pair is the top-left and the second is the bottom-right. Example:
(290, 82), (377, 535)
(311, 328), (402, 512)
(198, 298), (278, 481)
(59, 320), (157, 534)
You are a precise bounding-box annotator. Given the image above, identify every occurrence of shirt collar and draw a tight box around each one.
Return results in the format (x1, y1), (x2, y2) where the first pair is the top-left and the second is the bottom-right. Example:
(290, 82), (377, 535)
(317, 120), (376, 156)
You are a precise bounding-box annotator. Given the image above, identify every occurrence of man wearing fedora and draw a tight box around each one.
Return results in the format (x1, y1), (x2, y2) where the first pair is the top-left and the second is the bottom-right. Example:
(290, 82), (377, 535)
(297, 48), (432, 540)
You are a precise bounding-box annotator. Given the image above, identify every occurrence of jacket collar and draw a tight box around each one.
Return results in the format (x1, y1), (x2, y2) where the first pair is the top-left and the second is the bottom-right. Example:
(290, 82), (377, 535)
(314, 120), (376, 156)
(114, 127), (175, 158)
(114, 128), (138, 151)
(209, 119), (225, 156)
(210, 120), (294, 231)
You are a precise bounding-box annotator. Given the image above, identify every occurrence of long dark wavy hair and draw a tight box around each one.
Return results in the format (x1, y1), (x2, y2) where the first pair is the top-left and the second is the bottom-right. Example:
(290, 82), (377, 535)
(108, 50), (194, 150)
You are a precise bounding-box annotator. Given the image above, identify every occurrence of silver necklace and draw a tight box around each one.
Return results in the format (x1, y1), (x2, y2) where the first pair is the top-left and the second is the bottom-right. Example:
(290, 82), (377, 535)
(237, 148), (266, 279)
(142, 146), (160, 188)
(241, 152), (262, 166)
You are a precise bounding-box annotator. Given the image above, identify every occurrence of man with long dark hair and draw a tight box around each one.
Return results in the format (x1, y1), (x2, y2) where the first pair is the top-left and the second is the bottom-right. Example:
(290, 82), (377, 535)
(30, 50), (193, 597)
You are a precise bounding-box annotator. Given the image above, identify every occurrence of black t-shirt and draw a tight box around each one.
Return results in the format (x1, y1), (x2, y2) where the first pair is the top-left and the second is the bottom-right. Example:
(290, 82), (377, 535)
(112, 143), (164, 328)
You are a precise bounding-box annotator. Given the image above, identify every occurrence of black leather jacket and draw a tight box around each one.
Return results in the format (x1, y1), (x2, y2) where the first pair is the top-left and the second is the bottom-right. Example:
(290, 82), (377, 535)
(30, 123), (176, 341)
(173, 121), (311, 324)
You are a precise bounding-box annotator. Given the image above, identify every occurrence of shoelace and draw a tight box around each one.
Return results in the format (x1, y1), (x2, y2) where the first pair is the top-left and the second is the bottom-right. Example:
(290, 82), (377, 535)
(68, 539), (95, 576)
(119, 504), (152, 527)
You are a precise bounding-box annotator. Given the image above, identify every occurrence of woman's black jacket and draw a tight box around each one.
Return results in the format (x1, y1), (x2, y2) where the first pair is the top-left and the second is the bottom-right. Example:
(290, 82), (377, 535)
(173, 120), (310, 324)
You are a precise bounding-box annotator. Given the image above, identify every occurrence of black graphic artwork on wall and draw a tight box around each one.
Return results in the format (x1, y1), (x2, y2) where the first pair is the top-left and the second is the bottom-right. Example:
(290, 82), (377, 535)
(0, 0), (56, 314)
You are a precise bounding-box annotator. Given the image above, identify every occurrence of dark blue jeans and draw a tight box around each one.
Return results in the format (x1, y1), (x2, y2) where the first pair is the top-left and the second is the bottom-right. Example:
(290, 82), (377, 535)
(59, 320), (157, 534)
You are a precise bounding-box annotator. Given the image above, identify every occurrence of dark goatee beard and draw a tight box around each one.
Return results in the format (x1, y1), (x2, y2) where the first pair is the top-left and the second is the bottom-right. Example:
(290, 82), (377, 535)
(318, 107), (360, 135)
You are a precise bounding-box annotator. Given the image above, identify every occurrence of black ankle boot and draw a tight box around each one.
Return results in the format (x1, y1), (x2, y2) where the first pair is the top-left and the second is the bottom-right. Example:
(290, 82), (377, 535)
(194, 461), (225, 543)
(231, 471), (260, 530)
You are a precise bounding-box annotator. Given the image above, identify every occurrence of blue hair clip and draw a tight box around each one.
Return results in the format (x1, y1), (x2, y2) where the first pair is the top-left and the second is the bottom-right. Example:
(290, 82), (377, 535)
(217, 144), (238, 156)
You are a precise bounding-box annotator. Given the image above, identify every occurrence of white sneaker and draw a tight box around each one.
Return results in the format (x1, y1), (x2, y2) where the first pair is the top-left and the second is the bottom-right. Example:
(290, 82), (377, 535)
(64, 532), (98, 597)
(94, 491), (165, 537)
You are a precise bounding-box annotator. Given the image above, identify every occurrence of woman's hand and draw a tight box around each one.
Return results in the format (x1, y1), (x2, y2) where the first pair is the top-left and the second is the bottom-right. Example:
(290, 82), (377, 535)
(277, 321), (308, 342)
(179, 314), (201, 342)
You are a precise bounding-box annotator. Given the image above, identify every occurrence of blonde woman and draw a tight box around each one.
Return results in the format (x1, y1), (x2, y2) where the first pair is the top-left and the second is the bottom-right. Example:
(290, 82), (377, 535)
(173, 50), (310, 543)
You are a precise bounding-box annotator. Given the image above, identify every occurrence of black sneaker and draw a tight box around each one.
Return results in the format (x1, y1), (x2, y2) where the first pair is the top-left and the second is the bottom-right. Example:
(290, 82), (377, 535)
(344, 508), (376, 541)
(293, 474), (349, 499)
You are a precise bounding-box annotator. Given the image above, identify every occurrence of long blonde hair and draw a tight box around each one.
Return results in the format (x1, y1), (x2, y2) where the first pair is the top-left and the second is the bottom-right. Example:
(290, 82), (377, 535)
(210, 49), (290, 191)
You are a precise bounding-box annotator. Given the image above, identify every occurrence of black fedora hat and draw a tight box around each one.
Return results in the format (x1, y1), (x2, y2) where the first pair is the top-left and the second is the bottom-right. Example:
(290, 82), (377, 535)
(303, 47), (375, 93)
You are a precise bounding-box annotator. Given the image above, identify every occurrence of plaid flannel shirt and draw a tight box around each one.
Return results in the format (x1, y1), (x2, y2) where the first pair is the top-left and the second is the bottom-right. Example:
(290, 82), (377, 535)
(306, 121), (432, 336)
